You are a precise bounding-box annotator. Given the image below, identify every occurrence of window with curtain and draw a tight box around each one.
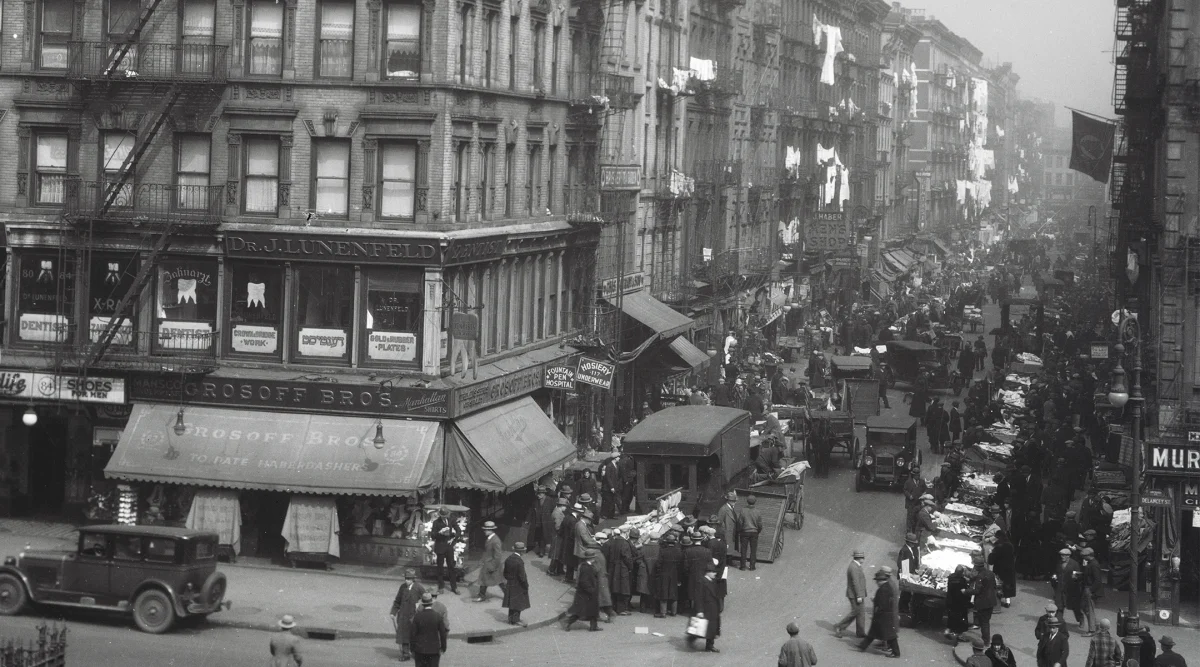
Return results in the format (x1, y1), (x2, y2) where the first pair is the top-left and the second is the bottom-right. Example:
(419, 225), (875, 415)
(155, 259), (218, 351)
(458, 5), (471, 79)
(452, 142), (467, 219)
(504, 146), (514, 217)
(294, 265), (354, 361)
(532, 22), (544, 89)
(106, 0), (140, 69)
(102, 131), (135, 208)
(88, 253), (137, 345)
(243, 137), (279, 214)
(39, 0), (73, 69)
(16, 252), (75, 343)
(181, 0), (216, 74)
(385, 3), (420, 78)
(228, 263), (284, 356)
(379, 143), (416, 219)
(34, 134), (68, 205)
(363, 268), (423, 364)
(480, 143), (493, 219)
(483, 12), (497, 87)
(527, 143), (541, 215)
(318, 1), (354, 77)
(248, 0), (284, 75)
(313, 140), (349, 216)
(176, 135), (210, 210)
(508, 16), (518, 89)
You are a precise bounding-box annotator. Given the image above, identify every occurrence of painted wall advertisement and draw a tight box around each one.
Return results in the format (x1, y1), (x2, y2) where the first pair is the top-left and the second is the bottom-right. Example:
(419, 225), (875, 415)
(805, 210), (850, 251)
(451, 365), (546, 415)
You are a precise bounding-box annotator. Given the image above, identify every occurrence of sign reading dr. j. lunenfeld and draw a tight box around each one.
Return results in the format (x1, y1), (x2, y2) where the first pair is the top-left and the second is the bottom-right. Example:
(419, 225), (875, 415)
(0, 370), (125, 404)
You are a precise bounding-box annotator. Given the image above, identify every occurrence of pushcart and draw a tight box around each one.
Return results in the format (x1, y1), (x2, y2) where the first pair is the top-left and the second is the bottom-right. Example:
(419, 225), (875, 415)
(805, 410), (858, 477)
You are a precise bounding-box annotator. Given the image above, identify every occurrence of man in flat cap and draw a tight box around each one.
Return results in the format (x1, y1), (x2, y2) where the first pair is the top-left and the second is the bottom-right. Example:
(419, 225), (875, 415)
(1079, 547), (1103, 635)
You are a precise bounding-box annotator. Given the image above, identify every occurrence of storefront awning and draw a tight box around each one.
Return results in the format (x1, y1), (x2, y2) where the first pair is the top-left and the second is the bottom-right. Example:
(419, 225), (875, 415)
(106, 404), (443, 495)
(873, 268), (898, 283)
(605, 290), (694, 338)
(882, 249), (917, 275)
(445, 397), (576, 492)
(668, 337), (712, 369)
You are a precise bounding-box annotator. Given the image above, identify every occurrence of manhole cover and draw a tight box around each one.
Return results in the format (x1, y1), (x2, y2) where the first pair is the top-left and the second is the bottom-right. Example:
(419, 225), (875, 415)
(332, 604), (363, 612)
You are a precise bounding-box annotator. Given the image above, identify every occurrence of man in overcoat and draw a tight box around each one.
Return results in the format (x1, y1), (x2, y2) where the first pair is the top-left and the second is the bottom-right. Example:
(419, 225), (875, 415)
(409, 593), (448, 667)
(430, 508), (460, 593)
(1036, 616), (1069, 667)
(681, 534), (711, 615)
(532, 486), (556, 557)
(606, 528), (636, 615)
(390, 569), (426, 662)
(559, 504), (579, 581)
(859, 569), (900, 657)
(564, 549), (601, 631)
(654, 533), (682, 617)
(548, 497), (568, 575)
(715, 491), (738, 562)
(635, 530), (657, 613)
(692, 565), (722, 653)
(475, 520), (504, 602)
(833, 550), (868, 638)
(501, 541), (530, 626)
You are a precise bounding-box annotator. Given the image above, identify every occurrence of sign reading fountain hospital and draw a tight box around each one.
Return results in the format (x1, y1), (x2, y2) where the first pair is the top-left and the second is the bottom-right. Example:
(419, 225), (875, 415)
(0, 370), (125, 404)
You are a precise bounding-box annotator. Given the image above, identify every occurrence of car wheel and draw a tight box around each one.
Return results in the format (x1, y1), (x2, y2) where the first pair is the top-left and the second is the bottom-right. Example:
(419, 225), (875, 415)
(199, 571), (227, 609)
(0, 573), (28, 615)
(133, 589), (176, 634)
(854, 469), (864, 493)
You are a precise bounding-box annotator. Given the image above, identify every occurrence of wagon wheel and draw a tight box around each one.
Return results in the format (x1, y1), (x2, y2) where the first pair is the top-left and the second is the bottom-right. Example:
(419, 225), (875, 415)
(850, 437), (860, 462)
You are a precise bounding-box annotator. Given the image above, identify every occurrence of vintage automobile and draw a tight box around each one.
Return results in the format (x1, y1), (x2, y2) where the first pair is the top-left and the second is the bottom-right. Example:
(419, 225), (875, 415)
(883, 340), (961, 392)
(0, 525), (231, 634)
(854, 416), (920, 492)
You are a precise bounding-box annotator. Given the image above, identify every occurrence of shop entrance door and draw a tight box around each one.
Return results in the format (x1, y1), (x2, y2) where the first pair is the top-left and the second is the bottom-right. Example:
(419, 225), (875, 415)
(27, 415), (68, 516)
(243, 491), (289, 563)
(1179, 509), (1199, 626)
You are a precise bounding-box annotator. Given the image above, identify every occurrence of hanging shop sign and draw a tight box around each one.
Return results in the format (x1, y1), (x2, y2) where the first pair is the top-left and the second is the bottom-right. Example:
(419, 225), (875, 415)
(128, 376), (450, 418)
(805, 210), (850, 251)
(450, 313), (480, 341)
(576, 357), (616, 389)
(1147, 442), (1200, 477)
(0, 370), (125, 404)
(225, 232), (441, 265)
(599, 272), (646, 300)
(544, 364), (578, 390)
(600, 165), (642, 191)
(1141, 489), (1174, 508)
(450, 364), (546, 416)
(1089, 343), (1109, 360)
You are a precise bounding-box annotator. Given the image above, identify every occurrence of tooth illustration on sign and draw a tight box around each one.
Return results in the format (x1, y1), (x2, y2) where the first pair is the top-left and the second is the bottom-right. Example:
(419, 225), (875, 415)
(38, 260), (53, 282)
(247, 282), (267, 308)
(177, 278), (198, 304)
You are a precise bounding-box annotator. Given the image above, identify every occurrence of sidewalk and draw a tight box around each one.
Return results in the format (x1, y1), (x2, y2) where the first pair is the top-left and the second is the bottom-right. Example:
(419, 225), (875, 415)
(950, 576), (1199, 665)
(0, 519), (571, 641)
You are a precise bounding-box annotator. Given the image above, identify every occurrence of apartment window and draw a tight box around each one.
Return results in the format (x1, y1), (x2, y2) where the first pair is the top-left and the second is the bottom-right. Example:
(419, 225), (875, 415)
(550, 26), (560, 94)
(483, 12), (497, 87)
(102, 131), (136, 208)
(480, 143), (494, 219)
(294, 265), (354, 362)
(532, 22), (544, 89)
(39, 0), (73, 69)
(313, 140), (350, 216)
(243, 137), (280, 214)
(379, 143), (417, 219)
(247, 0), (284, 75)
(317, 1), (354, 77)
(155, 259), (218, 352)
(458, 5), (472, 80)
(384, 3), (421, 78)
(504, 146), (515, 217)
(527, 144), (541, 215)
(176, 135), (211, 210)
(33, 134), (68, 205)
(452, 142), (468, 220)
(363, 268), (423, 365)
(228, 263), (284, 357)
(106, 0), (139, 71)
(16, 253), (75, 344)
(508, 16), (519, 90)
(180, 0), (216, 73)
(546, 145), (556, 213)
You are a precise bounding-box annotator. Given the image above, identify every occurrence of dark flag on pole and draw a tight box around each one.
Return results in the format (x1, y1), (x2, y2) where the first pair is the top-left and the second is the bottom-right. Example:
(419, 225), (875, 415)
(1069, 110), (1115, 184)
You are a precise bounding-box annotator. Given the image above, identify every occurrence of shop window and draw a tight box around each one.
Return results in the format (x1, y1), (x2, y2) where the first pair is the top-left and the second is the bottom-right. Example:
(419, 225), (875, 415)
(645, 462), (665, 490)
(317, 0), (354, 78)
(33, 134), (68, 205)
(243, 137), (280, 214)
(154, 259), (218, 352)
(228, 263), (284, 357)
(88, 253), (137, 346)
(102, 131), (136, 207)
(384, 2), (421, 79)
(313, 140), (350, 217)
(293, 265), (354, 362)
(16, 252), (75, 344)
(247, 0), (284, 75)
(180, 0), (216, 74)
(176, 134), (211, 210)
(669, 463), (691, 490)
(38, 0), (73, 70)
(363, 267), (422, 365)
(378, 143), (417, 219)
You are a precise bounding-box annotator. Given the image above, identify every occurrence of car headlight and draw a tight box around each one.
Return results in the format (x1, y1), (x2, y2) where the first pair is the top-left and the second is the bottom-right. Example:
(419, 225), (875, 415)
(865, 456), (874, 466)
(896, 457), (905, 468)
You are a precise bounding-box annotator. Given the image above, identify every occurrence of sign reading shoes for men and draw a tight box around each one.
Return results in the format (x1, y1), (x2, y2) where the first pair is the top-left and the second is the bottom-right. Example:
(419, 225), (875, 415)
(0, 370), (125, 404)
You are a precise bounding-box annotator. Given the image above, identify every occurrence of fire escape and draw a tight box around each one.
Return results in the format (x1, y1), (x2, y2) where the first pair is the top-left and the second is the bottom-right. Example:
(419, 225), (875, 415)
(1111, 0), (1172, 426)
(56, 0), (227, 375)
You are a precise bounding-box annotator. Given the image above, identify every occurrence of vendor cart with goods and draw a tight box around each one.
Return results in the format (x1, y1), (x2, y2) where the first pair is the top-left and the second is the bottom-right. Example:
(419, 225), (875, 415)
(749, 459), (809, 532)
(830, 355), (880, 422)
(805, 409), (857, 477)
(854, 416), (919, 492)
(621, 406), (752, 520)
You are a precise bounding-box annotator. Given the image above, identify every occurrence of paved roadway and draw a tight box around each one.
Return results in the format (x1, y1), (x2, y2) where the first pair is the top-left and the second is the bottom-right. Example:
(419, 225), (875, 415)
(0, 300), (1011, 666)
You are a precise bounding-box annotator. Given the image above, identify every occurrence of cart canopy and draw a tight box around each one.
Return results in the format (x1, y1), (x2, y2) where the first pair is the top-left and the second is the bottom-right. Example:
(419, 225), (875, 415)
(865, 415), (918, 432)
(830, 356), (874, 373)
(622, 406), (750, 457)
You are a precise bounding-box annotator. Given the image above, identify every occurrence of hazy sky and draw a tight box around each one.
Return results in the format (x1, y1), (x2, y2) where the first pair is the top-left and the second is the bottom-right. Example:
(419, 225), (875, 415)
(906, 0), (1115, 125)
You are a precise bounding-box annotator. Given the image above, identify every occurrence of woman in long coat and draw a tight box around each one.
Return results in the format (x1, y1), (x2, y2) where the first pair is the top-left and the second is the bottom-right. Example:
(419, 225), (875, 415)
(944, 566), (972, 639)
(988, 530), (1017, 603)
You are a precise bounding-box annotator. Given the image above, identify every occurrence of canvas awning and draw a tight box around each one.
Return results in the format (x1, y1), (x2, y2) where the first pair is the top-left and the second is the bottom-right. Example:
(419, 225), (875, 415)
(106, 404), (443, 495)
(882, 249), (917, 274)
(604, 290), (694, 338)
(445, 397), (576, 492)
(668, 337), (712, 369)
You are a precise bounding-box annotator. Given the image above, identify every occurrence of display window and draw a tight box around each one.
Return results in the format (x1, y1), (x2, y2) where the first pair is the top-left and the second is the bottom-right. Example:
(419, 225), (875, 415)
(362, 267), (422, 366)
(16, 252), (75, 343)
(293, 265), (353, 362)
(228, 263), (284, 357)
(88, 253), (137, 346)
(154, 259), (218, 352)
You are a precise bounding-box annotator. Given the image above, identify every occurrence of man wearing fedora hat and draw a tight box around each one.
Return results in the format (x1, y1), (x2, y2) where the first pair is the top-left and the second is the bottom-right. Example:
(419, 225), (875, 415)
(716, 491), (738, 563)
(475, 520), (504, 603)
(564, 548), (602, 632)
(896, 533), (920, 614)
(529, 486), (555, 558)
(859, 568), (899, 657)
(558, 503), (580, 582)
(410, 592), (448, 667)
(431, 508), (460, 594)
(833, 550), (868, 638)
(1156, 635), (1186, 666)
(963, 636), (990, 667)
(1036, 615), (1069, 667)
(391, 569), (426, 662)
(269, 615), (303, 667)
(548, 497), (569, 576)
(573, 510), (600, 577)
(502, 542), (531, 626)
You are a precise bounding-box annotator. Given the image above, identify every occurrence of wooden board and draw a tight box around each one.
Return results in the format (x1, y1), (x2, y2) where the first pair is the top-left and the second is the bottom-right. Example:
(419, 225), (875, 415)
(735, 487), (789, 564)
(846, 379), (880, 422)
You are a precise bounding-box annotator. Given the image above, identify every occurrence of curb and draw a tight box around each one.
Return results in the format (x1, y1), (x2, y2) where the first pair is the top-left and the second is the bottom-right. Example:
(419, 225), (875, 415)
(209, 610), (567, 641)
(951, 642), (967, 666)
(222, 560), (407, 582)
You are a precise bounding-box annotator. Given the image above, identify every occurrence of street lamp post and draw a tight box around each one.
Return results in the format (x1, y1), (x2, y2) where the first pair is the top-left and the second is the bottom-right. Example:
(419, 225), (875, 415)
(1107, 320), (1143, 659)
